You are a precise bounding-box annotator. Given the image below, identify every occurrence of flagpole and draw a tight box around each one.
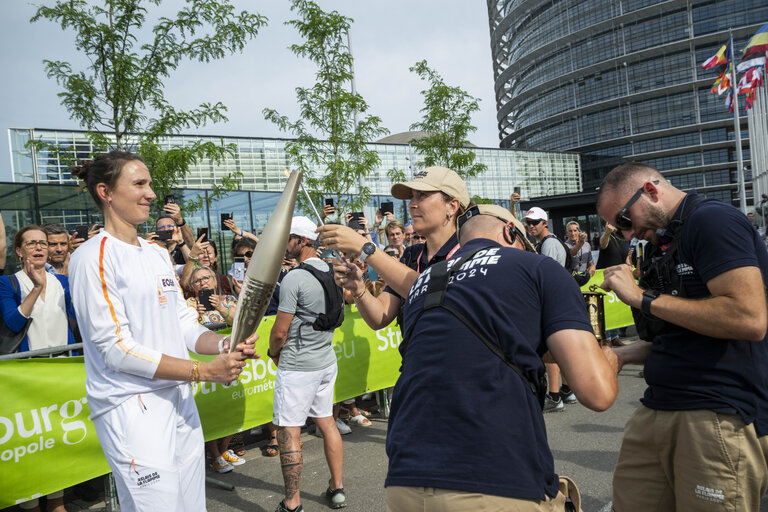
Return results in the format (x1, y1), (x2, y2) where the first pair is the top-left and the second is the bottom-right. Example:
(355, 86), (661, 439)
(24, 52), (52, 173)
(730, 29), (748, 213)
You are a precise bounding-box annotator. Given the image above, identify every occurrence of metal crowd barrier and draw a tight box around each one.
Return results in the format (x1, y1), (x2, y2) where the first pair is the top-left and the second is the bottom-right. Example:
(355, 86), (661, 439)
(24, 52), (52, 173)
(0, 343), (83, 361)
(1, 343), (121, 511)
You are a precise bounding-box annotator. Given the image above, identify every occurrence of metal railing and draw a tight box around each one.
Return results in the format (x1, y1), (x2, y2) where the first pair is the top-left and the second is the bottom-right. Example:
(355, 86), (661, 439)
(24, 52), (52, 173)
(0, 343), (82, 361)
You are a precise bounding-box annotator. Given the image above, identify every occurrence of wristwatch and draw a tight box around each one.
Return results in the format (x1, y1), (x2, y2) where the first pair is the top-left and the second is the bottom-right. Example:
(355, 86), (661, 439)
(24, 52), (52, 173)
(641, 289), (660, 314)
(358, 242), (376, 263)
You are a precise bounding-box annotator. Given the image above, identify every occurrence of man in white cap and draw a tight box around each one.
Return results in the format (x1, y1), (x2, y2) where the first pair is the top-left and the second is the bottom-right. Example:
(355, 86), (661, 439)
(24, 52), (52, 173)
(523, 206), (574, 413)
(268, 216), (346, 512)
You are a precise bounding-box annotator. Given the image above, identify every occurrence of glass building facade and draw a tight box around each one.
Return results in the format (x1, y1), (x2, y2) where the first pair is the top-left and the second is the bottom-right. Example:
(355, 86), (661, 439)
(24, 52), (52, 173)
(487, 0), (768, 205)
(9, 128), (582, 202)
(4, 128), (582, 270)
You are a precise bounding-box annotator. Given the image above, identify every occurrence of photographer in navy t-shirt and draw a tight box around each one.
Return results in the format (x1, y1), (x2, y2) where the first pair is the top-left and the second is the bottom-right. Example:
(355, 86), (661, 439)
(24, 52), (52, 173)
(598, 162), (768, 511)
(378, 204), (618, 510)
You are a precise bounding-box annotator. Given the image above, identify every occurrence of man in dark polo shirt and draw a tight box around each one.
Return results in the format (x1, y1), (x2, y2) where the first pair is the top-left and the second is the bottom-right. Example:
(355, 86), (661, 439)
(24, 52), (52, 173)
(597, 162), (768, 511)
(385, 204), (618, 511)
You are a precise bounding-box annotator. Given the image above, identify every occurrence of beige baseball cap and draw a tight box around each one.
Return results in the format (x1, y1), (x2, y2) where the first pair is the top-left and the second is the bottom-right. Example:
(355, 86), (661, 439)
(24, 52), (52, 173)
(391, 166), (470, 209)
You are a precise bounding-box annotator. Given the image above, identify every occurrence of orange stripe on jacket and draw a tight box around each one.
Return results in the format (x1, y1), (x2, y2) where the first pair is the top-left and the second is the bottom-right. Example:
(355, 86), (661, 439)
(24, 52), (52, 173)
(99, 237), (159, 364)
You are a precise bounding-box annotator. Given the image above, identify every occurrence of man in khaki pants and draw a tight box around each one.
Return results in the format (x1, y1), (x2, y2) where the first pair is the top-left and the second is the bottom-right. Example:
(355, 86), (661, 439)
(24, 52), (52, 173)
(349, 204), (618, 511)
(598, 162), (768, 511)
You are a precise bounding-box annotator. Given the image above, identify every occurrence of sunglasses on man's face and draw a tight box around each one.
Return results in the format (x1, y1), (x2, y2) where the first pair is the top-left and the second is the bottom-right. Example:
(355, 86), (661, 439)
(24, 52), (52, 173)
(614, 180), (659, 231)
(237, 251), (253, 259)
(412, 234), (426, 241)
(524, 219), (543, 227)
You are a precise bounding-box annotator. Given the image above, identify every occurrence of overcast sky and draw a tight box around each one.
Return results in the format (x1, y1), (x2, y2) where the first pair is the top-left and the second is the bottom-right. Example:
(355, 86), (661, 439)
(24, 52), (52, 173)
(0, 1), (499, 182)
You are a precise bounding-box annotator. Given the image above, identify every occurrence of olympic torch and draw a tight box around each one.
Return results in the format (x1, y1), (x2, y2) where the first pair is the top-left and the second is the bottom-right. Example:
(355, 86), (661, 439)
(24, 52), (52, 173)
(229, 171), (302, 351)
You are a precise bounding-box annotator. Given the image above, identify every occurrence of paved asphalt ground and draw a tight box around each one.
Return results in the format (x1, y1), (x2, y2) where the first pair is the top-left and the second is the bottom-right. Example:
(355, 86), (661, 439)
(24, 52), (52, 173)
(10, 364), (768, 512)
(203, 364), (768, 512)
(204, 364), (768, 512)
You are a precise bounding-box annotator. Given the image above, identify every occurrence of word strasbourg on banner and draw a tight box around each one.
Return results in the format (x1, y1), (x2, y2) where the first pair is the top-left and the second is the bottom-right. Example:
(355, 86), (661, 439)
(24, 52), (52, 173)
(0, 283), (631, 507)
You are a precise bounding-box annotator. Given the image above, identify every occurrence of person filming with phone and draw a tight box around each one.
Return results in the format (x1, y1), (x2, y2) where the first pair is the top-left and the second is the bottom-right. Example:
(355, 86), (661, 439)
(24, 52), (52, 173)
(149, 214), (187, 265)
(565, 221), (595, 286)
(187, 266), (236, 330)
(181, 233), (232, 297)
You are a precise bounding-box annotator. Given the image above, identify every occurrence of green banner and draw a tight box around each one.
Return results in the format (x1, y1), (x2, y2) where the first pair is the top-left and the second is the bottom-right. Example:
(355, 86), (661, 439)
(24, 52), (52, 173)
(190, 310), (405, 441)
(0, 306), (403, 508)
(0, 291), (633, 507)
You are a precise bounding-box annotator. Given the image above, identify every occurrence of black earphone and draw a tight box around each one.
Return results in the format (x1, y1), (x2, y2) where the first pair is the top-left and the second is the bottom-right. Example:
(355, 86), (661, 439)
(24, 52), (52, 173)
(502, 224), (517, 246)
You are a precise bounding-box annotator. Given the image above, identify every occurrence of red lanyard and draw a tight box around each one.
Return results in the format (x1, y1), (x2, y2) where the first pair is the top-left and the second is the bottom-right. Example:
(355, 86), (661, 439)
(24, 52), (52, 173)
(416, 243), (460, 273)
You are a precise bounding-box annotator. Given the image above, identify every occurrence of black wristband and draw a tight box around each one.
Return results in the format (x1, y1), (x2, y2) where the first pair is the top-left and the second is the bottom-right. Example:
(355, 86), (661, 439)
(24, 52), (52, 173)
(267, 348), (277, 358)
(176, 219), (186, 227)
(641, 290), (660, 314)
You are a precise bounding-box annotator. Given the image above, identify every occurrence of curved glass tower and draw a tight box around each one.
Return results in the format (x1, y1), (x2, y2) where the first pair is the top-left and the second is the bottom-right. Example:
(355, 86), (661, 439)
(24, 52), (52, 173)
(488, 0), (768, 204)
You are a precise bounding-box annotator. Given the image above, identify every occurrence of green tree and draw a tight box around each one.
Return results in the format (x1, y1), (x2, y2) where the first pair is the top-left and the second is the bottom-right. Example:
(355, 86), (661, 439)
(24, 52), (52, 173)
(30, 0), (267, 204)
(408, 60), (486, 179)
(263, 0), (388, 215)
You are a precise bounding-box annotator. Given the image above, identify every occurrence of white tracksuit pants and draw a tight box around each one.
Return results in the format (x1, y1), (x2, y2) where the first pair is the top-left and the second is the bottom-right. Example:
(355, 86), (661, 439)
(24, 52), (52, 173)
(92, 384), (206, 511)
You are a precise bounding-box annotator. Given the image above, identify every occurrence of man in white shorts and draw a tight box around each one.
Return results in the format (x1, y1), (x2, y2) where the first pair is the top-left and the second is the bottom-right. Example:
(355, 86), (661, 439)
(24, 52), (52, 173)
(268, 216), (346, 512)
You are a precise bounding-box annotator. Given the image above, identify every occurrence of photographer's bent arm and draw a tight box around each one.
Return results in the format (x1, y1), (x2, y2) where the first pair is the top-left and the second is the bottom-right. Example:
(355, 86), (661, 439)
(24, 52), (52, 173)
(601, 263), (767, 342)
(547, 329), (618, 412)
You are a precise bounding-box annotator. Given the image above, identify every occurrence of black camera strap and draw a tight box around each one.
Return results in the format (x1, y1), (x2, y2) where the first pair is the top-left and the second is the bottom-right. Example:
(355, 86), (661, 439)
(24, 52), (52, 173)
(403, 245), (546, 407)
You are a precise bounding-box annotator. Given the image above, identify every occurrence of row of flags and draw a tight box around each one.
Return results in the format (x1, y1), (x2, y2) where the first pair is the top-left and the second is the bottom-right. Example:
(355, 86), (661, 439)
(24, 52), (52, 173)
(702, 23), (768, 113)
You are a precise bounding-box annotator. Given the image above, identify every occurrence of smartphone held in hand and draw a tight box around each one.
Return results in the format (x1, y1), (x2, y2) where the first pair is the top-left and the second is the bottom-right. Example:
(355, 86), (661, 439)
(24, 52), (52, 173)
(198, 289), (214, 311)
(220, 213), (232, 231)
(74, 225), (89, 241)
(232, 257), (245, 281)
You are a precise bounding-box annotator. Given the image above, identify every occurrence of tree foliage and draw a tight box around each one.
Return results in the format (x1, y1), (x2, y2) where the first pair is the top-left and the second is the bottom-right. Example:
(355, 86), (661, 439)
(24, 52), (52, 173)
(409, 60), (486, 179)
(263, 0), (388, 215)
(30, 0), (267, 203)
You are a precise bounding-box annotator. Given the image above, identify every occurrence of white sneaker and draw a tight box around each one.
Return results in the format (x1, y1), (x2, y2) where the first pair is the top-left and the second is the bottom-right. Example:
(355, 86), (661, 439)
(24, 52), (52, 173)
(223, 449), (245, 466)
(335, 417), (352, 435)
(211, 456), (234, 473)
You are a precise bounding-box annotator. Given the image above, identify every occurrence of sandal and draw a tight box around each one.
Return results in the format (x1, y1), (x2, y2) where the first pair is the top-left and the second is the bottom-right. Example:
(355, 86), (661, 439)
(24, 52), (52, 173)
(231, 433), (246, 457)
(264, 435), (279, 457)
(348, 414), (372, 427)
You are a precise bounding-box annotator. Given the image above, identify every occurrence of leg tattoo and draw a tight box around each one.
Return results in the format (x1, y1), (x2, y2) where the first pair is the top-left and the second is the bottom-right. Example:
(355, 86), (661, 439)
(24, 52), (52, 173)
(277, 428), (302, 501)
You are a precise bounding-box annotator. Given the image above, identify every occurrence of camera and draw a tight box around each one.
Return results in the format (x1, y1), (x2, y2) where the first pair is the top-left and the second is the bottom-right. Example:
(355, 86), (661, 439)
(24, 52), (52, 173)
(156, 230), (173, 242)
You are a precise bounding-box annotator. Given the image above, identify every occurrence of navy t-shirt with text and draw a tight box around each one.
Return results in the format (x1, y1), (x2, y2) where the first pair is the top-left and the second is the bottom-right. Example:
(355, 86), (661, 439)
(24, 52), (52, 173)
(385, 238), (593, 500)
(642, 193), (768, 435)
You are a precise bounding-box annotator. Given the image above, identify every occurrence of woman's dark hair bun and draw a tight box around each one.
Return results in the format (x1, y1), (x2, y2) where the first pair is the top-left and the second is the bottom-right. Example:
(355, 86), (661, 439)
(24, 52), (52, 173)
(72, 151), (144, 209)
(71, 160), (93, 181)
